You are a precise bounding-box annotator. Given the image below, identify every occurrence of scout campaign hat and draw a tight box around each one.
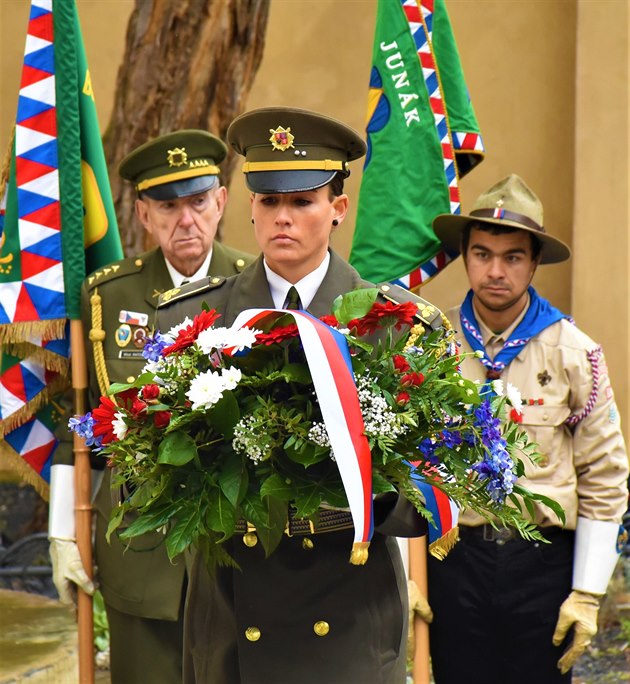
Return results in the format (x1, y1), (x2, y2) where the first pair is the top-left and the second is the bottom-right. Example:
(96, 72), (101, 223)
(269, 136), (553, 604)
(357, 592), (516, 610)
(227, 107), (366, 193)
(119, 129), (227, 200)
(433, 174), (571, 264)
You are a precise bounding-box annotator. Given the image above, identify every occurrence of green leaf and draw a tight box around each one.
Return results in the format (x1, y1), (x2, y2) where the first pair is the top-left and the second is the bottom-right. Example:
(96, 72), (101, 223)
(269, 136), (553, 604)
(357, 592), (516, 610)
(206, 490), (237, 537)
(119, 504), (177, 540)
(332, 288), (379, 326)
(219, 452), (248, 507)
(106, 503), (127, 543)
(243, 495), (287, 557)
(158, 431), (197, 466)
(260, 473), (294, 501)
(165, 506), (199, 559)
(207, 391), (240, 437)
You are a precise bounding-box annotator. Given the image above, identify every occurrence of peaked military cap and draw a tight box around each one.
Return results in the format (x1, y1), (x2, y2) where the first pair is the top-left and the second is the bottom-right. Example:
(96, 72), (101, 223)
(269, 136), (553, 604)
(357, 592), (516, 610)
(119, 129), (227, 200)
(227, 107), (367, 193)
(433, 174), (571, 265)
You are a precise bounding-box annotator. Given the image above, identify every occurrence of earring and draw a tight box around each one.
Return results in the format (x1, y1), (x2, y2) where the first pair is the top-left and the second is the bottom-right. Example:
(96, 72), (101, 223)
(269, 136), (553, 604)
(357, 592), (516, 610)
(332, 219), (339, 227)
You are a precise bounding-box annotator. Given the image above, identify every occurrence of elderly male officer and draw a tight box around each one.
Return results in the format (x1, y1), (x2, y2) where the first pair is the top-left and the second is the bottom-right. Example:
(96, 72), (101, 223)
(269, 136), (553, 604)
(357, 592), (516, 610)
(48, 130), (254, 684)
(426, 174), (629, 684)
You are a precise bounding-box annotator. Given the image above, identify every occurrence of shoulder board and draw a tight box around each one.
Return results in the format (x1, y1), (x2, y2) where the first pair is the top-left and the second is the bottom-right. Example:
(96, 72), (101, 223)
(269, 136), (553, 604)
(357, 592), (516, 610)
(376, 282), (443, 331)
(158, 276), (227, 308)
(86, 255), (145, 290)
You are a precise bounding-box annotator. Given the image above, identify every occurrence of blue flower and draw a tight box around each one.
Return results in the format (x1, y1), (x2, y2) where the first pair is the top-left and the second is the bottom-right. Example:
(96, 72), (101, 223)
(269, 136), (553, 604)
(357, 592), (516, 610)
(68, 413), (102, 448)
(142, 331), (169, 362)
(418, 438), (439, 465)
(440, 430), (462, 449)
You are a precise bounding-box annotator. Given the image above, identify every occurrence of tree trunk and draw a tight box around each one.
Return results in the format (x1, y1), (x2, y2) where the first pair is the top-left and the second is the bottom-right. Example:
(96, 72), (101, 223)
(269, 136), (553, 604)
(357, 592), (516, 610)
(103, 0), (270, 255)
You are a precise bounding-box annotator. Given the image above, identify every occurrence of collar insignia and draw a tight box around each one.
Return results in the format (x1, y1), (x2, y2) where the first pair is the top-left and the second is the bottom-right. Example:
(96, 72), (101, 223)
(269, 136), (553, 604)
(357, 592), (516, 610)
(269, 126), (294, 152)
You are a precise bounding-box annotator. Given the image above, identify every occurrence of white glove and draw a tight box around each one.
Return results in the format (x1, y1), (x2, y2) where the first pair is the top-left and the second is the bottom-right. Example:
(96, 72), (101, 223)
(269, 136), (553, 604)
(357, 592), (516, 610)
(49, 538), (94, 605)
(552, 589), (600, 674)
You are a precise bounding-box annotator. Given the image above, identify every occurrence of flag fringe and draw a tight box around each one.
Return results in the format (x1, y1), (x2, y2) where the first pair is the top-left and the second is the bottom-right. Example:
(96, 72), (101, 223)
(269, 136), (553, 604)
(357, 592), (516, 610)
(349, 541), (370, 565)
(0, 320), (67, 345)
(3, 342), (70, 373)
(0, 440), (50, 500)
(428, 525), (459, 560)
(0, 376), (69, 438)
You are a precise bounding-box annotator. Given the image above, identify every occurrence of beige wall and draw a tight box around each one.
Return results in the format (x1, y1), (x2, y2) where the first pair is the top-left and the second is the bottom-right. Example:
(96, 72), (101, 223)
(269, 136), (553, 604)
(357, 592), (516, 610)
(1, 0), (628, 431)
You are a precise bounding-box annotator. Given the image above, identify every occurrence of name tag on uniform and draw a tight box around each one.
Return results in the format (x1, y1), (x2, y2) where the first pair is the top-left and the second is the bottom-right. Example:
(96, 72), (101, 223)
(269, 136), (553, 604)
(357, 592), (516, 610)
(119, 309), (149, 327)
(118, 350), (145, 359)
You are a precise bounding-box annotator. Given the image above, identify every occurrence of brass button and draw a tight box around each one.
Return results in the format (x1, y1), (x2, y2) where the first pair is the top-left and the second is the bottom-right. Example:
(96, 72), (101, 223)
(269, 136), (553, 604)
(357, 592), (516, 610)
(542, 414), (549, 421)
(211, 276), (221, 284)
(245, 626), (261, 642)
(302, 537), (314, 550)
(134, 258), (143, 267)
(126, 376), (135, 383)
(243, 532), (258, 547)
(313, 621), (329, 637)
(236, 258), (245, 268)
(380, 284), (390, 292)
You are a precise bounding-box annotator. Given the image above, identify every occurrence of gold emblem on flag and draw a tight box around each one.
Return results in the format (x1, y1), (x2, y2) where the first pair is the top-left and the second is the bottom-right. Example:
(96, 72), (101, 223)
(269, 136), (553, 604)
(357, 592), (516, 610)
(269, 126), (294, 152)
(167, 147), (188, 167)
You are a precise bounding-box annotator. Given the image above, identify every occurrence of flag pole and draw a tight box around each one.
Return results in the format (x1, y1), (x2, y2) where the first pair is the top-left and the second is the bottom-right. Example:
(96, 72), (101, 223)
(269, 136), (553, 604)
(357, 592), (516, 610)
(409, 536), (431, 684)
(71, 319), (95, 684)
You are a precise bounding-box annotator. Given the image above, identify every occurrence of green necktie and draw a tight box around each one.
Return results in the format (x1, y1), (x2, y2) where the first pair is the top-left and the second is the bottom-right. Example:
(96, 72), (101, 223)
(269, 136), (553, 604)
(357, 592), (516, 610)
(285, 286), (301, 310)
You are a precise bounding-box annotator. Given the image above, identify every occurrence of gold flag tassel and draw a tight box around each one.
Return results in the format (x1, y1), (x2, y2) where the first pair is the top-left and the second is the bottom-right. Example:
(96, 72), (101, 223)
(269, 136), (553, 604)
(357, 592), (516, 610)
(350, 541), (370, 565)
(0, 440), (50, 500)
(428, 525), (459, 561)
(3, 342), (70, 374)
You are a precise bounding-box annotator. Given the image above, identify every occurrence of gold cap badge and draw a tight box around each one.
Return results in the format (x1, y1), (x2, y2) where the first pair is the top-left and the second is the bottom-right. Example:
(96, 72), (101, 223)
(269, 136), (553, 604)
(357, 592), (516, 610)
(269, 126), (294, 152)
(167, 147), (188, 167)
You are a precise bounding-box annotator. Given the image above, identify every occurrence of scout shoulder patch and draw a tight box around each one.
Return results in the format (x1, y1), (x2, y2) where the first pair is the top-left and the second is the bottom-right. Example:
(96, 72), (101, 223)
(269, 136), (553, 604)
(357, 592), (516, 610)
(376, 282), (443, 330)
(158, 276), (227, 308)
(86, 255), (146, 290)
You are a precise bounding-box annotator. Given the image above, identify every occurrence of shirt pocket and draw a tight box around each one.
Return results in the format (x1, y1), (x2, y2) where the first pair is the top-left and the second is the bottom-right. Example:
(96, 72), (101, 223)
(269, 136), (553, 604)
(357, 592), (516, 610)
(518, 404), (571, 479)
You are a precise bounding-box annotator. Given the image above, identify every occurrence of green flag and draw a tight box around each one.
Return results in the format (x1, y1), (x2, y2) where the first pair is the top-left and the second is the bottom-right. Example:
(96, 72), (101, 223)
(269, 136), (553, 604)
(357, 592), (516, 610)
(350, 0), (484, 289)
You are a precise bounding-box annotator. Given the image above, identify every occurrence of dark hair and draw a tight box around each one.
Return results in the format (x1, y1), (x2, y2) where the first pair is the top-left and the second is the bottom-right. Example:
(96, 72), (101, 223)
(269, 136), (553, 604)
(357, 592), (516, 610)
(327, 172), (345, 199)
(462, 221), (542, 261)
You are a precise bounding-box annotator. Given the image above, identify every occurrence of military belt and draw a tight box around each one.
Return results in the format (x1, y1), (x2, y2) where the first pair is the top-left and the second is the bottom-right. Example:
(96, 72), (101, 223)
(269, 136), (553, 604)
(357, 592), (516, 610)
(235, 508), (354, 537)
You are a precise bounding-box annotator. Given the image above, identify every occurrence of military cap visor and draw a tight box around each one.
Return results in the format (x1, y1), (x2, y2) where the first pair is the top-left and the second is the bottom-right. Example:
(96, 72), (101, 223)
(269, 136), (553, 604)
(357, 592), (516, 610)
(119, 129), (227, 198)
(227, 107), (366, 194)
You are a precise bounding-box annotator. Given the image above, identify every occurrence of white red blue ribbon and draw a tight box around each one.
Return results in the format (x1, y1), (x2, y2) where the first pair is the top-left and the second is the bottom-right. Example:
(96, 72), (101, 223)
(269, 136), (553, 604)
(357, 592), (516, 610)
(230, 308), (374, 553)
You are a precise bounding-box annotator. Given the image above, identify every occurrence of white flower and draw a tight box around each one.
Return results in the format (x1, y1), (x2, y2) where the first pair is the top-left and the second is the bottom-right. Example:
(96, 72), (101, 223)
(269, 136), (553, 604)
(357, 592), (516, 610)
(112, 411), (128, 440)
(221, 366), (242, 391)
(197, 325), (260, 356)
(165, 317), (193, 341)
(491, 379), (504, 396)
(229, 326), (260, 352)
(186, 369), (227, 410)
(506, 382), (523, 411)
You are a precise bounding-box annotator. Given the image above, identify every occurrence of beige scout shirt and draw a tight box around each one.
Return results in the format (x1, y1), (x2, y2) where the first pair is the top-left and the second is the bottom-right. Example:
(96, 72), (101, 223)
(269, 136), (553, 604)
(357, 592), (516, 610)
(447, 301), (629, 530)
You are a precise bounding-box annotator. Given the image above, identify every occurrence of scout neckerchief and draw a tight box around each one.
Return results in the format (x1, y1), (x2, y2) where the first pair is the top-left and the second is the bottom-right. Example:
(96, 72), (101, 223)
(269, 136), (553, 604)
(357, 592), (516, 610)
(460, 286), (567, 381)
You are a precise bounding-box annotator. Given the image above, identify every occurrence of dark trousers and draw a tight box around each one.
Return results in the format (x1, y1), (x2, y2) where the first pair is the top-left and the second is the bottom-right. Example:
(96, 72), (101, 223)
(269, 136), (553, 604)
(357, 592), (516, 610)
(428, 526), (574, 684)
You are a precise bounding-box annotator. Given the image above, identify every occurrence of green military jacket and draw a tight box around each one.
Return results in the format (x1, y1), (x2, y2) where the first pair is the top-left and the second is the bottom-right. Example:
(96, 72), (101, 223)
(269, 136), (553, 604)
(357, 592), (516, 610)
(84, 243), (254, 620)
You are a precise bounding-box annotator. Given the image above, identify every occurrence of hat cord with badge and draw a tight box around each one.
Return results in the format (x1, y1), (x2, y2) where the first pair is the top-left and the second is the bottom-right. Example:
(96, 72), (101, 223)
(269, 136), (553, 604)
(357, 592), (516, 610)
(432, 174), (571, 265)
(119, 129), (228, 201)
(226, 107), (367, 194)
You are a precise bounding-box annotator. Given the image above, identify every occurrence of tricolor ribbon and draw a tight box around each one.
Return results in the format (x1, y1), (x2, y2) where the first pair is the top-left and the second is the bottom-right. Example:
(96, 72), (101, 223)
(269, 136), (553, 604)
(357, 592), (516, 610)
(409, 466), (459, 560)
(230, 308), (374, 565)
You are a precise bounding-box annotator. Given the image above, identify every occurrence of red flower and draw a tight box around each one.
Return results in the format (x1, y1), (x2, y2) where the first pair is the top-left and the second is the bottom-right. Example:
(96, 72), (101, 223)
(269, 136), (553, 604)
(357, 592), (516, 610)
(319, 314), (339, 328)
(510, 408), (523, 423)
(396, 391), (411, 405)
(153, 410), (172, 428)
(351, 301), (418, 336)
(163, 309), (221, 356)
(130, 398), (148, 418)
(392, 355), (410, 373)
(255, 324), (299, 346)
(401, 371), (425, 387)
(142, 384), (161, 401)
(91, 396), (119, 445)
